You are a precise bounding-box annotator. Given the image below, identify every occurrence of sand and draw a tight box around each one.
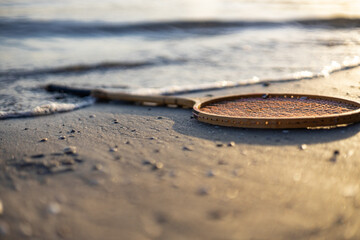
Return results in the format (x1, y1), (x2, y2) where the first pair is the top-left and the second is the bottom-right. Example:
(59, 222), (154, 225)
(1, 67), (360, 240)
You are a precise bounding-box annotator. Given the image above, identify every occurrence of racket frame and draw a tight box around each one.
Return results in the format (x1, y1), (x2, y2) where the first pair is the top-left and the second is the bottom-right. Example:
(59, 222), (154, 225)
(193, 93), (360, 129)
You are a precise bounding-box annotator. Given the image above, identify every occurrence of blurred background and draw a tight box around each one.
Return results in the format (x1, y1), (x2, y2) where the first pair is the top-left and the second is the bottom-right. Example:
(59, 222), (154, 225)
(1, 0), (360, 117)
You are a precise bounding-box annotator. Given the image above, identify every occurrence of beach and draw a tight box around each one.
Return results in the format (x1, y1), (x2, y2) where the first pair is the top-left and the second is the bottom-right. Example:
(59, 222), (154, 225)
(1, 67), (360, 240)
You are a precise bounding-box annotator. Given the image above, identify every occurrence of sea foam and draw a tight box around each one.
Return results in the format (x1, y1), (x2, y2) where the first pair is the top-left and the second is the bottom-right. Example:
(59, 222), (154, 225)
(1, 57), (359, 120)
(0, 97), (95, 119)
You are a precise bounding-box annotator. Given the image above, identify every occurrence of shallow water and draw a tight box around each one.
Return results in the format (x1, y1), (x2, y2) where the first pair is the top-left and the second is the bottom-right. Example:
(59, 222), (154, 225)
(1, 0), (360, 118)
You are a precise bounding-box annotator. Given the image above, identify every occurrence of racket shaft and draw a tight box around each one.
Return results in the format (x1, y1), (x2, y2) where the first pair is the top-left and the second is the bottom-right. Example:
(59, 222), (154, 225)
(92, 89), (195, 108)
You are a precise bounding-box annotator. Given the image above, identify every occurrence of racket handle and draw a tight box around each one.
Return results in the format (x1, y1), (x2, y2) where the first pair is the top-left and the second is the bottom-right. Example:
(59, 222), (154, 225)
(91, 89), (195, 108)
(45, 84), (92, 97)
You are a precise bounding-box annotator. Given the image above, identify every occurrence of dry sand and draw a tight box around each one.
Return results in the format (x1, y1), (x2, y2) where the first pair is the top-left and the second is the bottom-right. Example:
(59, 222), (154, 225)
(1, 68), (360, 240)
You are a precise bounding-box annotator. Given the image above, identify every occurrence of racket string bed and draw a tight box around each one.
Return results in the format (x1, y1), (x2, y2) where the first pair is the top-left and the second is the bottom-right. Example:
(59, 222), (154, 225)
(200, 97), (358, 118)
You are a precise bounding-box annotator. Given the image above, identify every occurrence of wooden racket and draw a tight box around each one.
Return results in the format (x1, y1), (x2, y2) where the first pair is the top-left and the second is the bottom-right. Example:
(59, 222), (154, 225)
(46, 84), (360, 129)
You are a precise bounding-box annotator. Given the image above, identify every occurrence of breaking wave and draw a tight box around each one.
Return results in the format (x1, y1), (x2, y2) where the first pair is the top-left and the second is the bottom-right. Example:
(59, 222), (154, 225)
(1, 17), (360, 38)
(0, 97), (95, 119)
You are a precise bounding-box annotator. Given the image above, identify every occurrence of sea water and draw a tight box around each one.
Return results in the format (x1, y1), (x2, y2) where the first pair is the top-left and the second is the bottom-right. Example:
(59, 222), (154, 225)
(1, 0), (360, 118)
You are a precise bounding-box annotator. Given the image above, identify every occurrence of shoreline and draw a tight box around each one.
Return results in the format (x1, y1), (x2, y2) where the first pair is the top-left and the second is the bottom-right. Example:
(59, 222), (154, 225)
(2, 58), (360, 121)
(1, 67), (360, 239)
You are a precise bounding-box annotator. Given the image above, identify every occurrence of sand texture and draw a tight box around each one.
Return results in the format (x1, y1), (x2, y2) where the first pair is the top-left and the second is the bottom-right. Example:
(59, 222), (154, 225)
(1, 68), (360, 240)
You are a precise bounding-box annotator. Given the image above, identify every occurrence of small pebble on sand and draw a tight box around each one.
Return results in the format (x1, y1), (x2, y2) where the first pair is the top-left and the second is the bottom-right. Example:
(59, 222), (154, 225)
(232, 169), (244, 177)
(31, 154), (45, 159)
(342, 185), (359, 198)
(59, 136), (66, 140)
(228, 141), (235, 147)
(74, 158), (84, 163)
(207, 170), (216, 177)
(142, 160), (155, 165)
(40, 138), (48, 142)
(197, 187), (209, 196)
(48, 202), (61, 215)
(183, 146), (194, 151)
(329, 150), (340, 162)
(63, 146), (76, 155)
(218, 160), (227, 165)
(89, 114), (96, 118)
(93, 164), (103, 171)
(299, 144), (307, 150)
(70, 129), (76, 133)
(216, 143), (223, 147)
(152, 162), (164, 170)
(109, 147), (118, 152)
(157, 116), (163, 119)
(207, 210), (224, 220)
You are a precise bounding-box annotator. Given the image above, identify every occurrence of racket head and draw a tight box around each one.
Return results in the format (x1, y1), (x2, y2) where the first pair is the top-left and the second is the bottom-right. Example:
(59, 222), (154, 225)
(192, 93), (360, 129)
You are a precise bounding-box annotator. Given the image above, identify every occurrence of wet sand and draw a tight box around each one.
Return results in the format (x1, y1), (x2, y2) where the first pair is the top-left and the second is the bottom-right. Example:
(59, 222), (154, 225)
(1, 68), (360, 240)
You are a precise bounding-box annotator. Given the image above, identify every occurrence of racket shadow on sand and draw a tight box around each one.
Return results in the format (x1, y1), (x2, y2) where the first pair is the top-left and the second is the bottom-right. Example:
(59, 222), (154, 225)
(108, 102), (360, 146)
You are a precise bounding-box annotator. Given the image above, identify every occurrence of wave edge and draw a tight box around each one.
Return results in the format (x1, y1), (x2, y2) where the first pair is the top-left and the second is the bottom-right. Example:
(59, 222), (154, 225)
(1, 17), (360, 37)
